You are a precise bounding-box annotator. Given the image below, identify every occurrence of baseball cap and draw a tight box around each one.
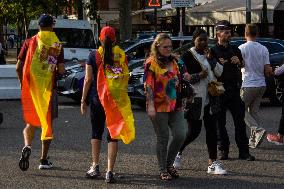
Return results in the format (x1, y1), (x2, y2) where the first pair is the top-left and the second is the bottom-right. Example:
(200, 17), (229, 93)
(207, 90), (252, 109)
(38, 14), (54, 27)
(216, 20), (231, 31)
(99, 26), (116, 42)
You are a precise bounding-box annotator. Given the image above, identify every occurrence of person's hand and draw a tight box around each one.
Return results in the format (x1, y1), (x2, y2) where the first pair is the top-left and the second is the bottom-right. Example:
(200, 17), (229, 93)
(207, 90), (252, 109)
(81, 101), (87, 115)
(147, 105), (156, 120)
(231, 56), (240, 65)
(218, 58), (227, 64)
(199, 69), (208, 79)
(183, 72), (191, 81)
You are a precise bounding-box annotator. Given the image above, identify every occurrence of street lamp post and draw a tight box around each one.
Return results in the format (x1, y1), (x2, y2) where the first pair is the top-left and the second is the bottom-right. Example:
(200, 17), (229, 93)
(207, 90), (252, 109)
(246, 0), (251, 24)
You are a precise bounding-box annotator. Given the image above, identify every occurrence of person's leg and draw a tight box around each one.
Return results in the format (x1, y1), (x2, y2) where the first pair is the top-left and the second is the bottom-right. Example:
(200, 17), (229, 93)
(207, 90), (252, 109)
(151, 112), (170, 173)
(179, 119), (202, 154)
(267, 98), (284, 144)
(23, 123), (35, 146)
(41, 139), (51, 160)
(107, 141), (118, 172)
(105, 132), (118, 183)
(204, 105), (227, 175)
(90, 101), (105, 167)
(203, 105), (217, 164)
(19, 124), (35, 171)
(167, 112), (187, 168)
(217, 94), (230, 158)
(241, 87), (266, 148)
(86, 100), (106, 178)
(229, 93), (255, 160)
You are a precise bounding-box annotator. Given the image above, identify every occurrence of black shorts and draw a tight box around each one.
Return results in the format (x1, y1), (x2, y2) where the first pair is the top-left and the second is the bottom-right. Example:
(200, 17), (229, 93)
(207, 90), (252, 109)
(90, 97), (118, 143)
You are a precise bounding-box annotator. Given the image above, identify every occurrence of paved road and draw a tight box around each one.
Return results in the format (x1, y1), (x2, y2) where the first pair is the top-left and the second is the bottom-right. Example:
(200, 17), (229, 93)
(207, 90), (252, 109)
(0, 97), (283, 189)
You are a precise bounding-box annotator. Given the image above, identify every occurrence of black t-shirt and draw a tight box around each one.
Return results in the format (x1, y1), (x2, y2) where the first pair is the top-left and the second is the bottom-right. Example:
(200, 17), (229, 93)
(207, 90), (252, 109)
(86, 50), (98, 101)
(210, 43), (243, 89)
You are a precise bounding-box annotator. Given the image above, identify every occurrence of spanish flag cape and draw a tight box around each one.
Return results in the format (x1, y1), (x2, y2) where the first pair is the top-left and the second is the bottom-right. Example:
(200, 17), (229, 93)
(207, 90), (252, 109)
(95, 46), (135, 144)
(21, 31), (61, 141)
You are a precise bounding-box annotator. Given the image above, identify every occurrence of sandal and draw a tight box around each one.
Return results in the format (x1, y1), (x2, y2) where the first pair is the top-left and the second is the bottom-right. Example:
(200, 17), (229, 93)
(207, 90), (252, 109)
(19, 146), (31, 171)
(160, 172), (172, 181)
(167, 166), (179, 178)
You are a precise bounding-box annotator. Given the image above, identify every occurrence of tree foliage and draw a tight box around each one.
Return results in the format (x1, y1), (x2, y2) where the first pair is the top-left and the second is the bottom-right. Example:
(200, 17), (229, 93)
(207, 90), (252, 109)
(0, 0), (70, 40)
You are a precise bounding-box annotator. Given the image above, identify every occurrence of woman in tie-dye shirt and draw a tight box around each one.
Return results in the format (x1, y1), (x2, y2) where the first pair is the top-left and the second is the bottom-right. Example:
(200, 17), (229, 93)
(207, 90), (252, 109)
(144, 33), (187, 181)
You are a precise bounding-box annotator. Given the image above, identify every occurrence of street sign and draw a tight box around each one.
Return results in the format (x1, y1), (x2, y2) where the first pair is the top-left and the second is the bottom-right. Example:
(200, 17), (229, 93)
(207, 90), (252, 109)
(171, 0), (195, 8)
(146, 0), (162, 8)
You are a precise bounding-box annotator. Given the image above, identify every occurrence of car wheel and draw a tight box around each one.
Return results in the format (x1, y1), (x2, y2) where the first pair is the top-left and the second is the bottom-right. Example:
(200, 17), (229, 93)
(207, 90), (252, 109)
(275, 78), (284, 104)
(270, 78), (282, 106)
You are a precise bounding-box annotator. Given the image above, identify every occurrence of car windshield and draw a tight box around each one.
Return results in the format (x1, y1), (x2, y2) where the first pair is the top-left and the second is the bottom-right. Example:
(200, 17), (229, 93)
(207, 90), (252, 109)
(28, 28), (96, 48)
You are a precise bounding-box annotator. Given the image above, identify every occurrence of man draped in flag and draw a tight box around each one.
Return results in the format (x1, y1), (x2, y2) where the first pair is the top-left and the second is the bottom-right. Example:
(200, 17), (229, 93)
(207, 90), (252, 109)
(80, 26), (135, 183)
(16, 14), (65, 171)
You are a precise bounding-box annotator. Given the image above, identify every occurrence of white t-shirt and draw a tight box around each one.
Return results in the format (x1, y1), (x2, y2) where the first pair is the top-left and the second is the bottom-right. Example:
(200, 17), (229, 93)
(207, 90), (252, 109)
(239, 41), (270, 87)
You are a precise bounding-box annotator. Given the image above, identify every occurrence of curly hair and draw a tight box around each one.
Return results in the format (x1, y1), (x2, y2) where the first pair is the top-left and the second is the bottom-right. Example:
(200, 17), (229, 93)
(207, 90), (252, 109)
(150, 33), (172, 67)
(192, 28), (207, 46)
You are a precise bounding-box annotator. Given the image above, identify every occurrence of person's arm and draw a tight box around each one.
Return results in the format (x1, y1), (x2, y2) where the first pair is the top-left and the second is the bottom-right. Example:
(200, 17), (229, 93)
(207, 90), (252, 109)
(80, 64), (93, 115)
(16, 40), (28, 87)
(263, 47), (273, 77)
(274, 63), (284, 76)
(16, 59), (24, 86)
(144, 61), (156, 119)
(56, 48), (65, 75)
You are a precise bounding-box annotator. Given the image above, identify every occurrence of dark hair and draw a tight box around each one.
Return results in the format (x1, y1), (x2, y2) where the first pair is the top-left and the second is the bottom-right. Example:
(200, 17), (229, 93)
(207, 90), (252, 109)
(192, 28), (207, 45)
(103, 36), (114, 66)
(245, 24), (258, 37)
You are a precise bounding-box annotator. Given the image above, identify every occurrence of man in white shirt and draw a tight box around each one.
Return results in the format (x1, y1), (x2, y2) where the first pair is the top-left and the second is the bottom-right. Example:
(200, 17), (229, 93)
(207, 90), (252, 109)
(239, 24), (273, 148)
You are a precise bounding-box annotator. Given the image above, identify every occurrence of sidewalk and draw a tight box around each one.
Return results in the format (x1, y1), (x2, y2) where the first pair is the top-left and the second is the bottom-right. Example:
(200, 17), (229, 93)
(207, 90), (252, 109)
(5, 48), (17, 64)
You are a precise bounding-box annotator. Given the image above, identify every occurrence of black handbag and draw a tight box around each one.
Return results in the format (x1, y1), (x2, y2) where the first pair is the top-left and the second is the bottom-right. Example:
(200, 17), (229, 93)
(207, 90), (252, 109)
(184, 97), (202, 120)
(181, 79), (195, 99)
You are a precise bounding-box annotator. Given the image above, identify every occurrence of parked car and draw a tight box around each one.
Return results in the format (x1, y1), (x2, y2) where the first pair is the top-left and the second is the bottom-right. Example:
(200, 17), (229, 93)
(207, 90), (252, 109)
(128, 38), (284, 107)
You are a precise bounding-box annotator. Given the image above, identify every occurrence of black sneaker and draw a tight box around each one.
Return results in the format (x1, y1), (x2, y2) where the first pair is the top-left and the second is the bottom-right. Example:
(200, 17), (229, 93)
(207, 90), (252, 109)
(19, 146), (32, 171)
(39, 159), (53, 169)
(239, 153), (255, 161)
(86, 165), (101, 179)
(105, 171), (116, 183)
(219, 150), (229, 160)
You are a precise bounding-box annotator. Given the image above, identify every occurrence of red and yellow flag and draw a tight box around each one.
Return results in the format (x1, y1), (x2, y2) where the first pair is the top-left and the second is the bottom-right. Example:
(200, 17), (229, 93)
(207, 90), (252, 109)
(96, 46), (135, 144)
(21, 31), (61, 141)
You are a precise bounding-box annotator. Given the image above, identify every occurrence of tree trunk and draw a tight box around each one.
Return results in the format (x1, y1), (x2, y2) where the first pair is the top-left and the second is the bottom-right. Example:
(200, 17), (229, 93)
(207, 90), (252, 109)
(77, 0), (84, 20)
(119, 0), (132, 41)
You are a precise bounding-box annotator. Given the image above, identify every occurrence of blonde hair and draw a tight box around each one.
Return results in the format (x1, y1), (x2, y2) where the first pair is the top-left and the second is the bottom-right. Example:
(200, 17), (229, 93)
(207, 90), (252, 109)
(150, 33), (172, 67)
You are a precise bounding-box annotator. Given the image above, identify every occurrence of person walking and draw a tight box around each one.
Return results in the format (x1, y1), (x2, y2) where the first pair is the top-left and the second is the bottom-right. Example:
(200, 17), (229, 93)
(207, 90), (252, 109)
(16, 14), (65, 171)
(266, 64), (284, 145)
(0, 42), (7, 65)
(173, 28), (227, 175)
(144, 33), (187, 181)
(80, 26), (135, 183)
(238, 24), (273, 148)
(211, 20), (255, 161)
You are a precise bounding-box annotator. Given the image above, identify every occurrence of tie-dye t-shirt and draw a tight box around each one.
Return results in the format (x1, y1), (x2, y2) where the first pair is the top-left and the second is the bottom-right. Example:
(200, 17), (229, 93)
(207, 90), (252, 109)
(144, 57), (182, 112)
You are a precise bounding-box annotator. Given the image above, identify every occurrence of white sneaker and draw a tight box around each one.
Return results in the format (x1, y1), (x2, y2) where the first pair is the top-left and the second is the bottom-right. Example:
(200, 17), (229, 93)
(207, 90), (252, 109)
(173, 154), (182, 169)
(249, 128), (266, 148)
(86, 165), (101, 178)
(207, 161), (227, 175)
(38, 159), (53, 170)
